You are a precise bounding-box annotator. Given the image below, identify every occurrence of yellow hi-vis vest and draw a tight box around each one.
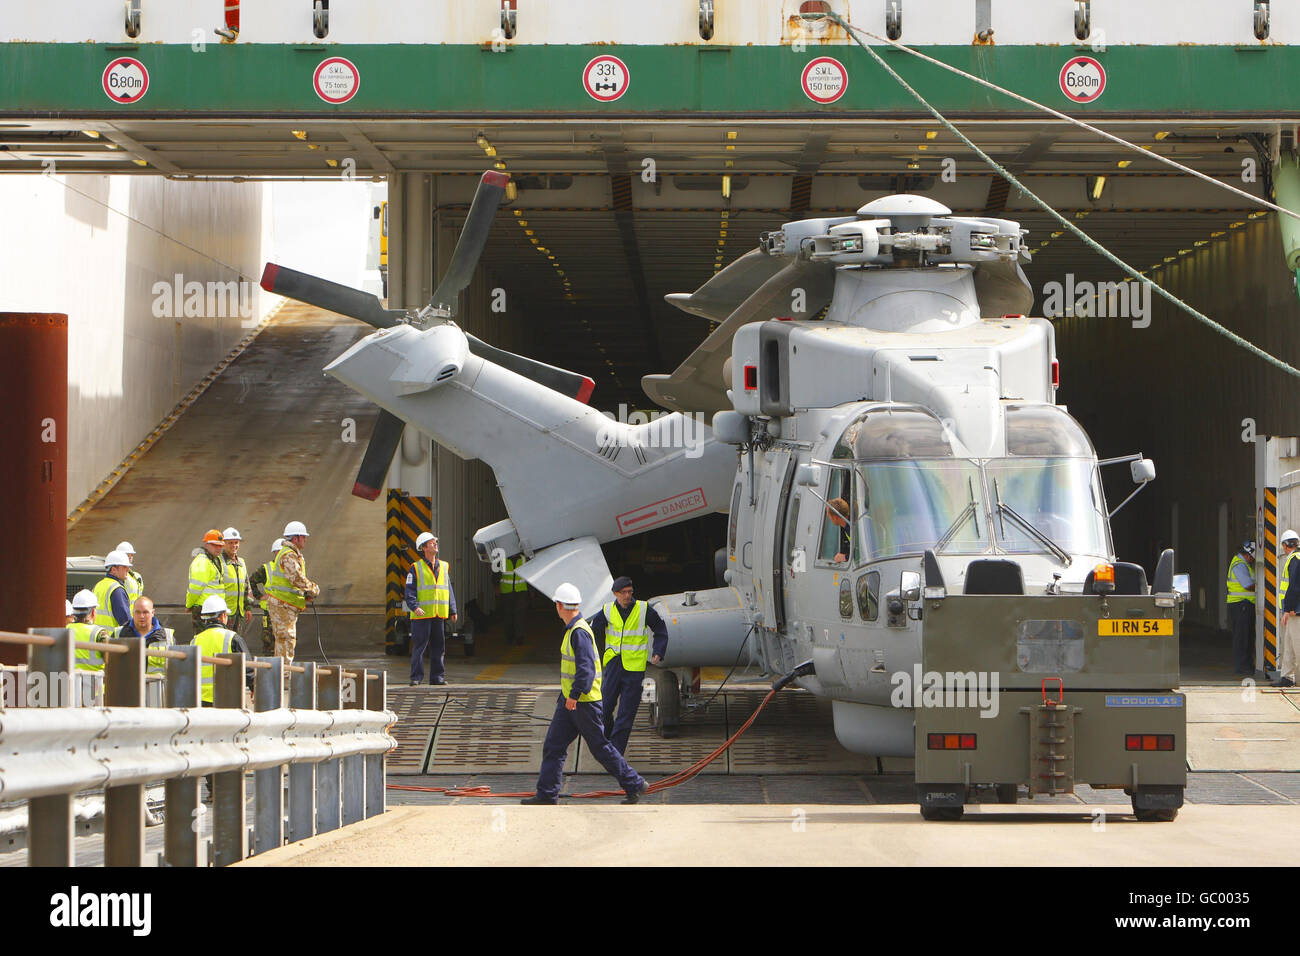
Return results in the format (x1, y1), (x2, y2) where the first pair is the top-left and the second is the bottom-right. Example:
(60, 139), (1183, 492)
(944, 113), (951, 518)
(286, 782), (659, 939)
(1281, 552), (1295, 605)
(1226, 553), (1255, 605)
(124, 570), (144, 606)
(411, 559), (450, 618)
(71, 621), (110, 672)
(266, 546), (307, 610)
(560, 618), (602, 702)
(224, 555), (247, 616)
(499, 555), (527, 593)
(118, 624), (176, 675)
(191, 626), (237, 704)
(259, 559), (274, 611)
(92, 576), (128, 628)
(602, 599), (652, 671)
(186, 552), (227, 608)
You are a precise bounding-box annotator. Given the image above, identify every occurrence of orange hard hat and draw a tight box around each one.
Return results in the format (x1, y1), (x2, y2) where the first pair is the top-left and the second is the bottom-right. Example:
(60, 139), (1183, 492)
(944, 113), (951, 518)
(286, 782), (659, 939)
(203, 528), (225, 544)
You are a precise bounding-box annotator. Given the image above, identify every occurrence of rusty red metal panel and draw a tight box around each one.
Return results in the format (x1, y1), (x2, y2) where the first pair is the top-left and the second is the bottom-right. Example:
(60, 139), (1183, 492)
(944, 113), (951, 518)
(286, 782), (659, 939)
(0, 313), (67, 665)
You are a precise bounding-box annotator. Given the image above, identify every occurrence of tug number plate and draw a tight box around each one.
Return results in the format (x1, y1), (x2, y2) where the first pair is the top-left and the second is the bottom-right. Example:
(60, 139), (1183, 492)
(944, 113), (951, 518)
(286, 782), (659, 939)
(1098, 618), (1172, 636)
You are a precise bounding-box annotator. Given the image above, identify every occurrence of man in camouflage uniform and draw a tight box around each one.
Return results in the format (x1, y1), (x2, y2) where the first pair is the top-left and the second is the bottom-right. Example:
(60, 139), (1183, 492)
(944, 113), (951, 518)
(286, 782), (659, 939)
(264, 520), (320, 662)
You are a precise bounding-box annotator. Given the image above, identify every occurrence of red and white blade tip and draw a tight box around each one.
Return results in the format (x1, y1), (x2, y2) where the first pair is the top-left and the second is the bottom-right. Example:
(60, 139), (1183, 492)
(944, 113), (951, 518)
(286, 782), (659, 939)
(351, 482), (382, 501)
(260, 263), (281, 292)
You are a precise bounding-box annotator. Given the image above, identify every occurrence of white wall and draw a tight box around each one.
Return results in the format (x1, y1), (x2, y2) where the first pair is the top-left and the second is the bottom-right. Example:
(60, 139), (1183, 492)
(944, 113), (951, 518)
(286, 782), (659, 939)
(0, 173), (272, 507)
(266, 180), (378, 293)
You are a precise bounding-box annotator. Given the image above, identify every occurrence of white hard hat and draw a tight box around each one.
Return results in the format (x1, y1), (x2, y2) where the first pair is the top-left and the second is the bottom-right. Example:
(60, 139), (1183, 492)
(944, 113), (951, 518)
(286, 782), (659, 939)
(116, 541), (136, 555)
(200, 595), (229, 617)
(71, 589), (98, 612)
(1283, 529), (1300, 545)
(222, 527), (242, 541)
(65, 599), (74, 617)
(283, 520), (310, 537)
(105, 549), (133, 568)
(271, 537), (285, 553)
(415, 532), (437, 549)
(553, 582), (582, 607)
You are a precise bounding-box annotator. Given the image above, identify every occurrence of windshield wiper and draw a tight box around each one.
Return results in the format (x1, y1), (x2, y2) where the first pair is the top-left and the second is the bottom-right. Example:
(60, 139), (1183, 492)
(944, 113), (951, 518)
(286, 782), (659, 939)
(934, 476), (981, 554)
(992, 478), (1073, 567)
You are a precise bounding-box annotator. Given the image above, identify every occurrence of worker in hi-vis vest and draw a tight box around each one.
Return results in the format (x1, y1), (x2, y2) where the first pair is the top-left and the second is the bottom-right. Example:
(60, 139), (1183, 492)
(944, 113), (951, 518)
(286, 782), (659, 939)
(587, 575), (669, 754)
(1225, 539), (1256, 677)
(116, 541), (144, 607)
(406, 532), (456, 685)
(265, 520), (320, 662)
(190, 594), (253, 800)
(186, 529), (228, 637)
(221, 527), (249, 634)
(1276, 529), (1300, 687)
(93, 550), (135, 630)
(497, 553), (528, 646)
(520, 582), (647, 805)
(248, 537), (283, 656)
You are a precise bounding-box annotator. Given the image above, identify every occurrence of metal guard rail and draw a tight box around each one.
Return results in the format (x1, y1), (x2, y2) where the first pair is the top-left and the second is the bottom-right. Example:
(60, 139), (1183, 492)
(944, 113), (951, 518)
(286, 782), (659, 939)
(0, 626), (396, 867)
(0, 706), (397, 802)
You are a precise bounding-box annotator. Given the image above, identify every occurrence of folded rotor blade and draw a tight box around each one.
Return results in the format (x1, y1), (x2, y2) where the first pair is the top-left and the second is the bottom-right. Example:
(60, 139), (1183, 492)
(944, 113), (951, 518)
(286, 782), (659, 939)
(643, 258), (835, 415)
(428, 171), (510, 317)
(465, 334), (594, 403)
(261, 263), (406, 329)
(352, 409), (407, 501)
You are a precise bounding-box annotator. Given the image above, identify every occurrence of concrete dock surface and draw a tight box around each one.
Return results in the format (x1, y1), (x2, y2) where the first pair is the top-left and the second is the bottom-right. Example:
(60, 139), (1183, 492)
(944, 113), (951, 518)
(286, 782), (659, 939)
(240, 802), (1300, 867)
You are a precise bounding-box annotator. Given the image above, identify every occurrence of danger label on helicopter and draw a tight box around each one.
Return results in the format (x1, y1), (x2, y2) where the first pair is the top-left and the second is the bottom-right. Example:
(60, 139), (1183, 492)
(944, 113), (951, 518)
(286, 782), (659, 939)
(617, 488), (707, 535)
(102, 58), (149, 104)
(1059, 56), (1106, 103)
(314, 57), (360, 104)
(801, 57), (848, 104)
(583, 55), (629, 102)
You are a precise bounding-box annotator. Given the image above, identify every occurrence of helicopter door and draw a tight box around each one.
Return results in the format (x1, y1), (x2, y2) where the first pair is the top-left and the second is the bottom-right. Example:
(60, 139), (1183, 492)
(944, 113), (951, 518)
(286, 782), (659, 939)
(729, 475), (757, 613)
(770, 454), (798, 630)
(753, 448), (793, 628)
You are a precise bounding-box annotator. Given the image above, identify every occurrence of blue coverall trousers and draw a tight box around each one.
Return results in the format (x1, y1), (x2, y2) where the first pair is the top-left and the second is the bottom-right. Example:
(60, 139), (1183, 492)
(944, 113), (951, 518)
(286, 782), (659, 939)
(534, 695), (645, 800)
(601, 657), (647, 754)
(409, 617), (446, 683)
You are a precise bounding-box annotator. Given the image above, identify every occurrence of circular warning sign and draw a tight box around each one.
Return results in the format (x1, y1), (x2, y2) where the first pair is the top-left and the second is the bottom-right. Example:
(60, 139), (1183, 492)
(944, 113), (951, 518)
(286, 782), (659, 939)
(1059, 56), (1106, 103)
(102, 58), (149, 104)
(583, 55), (629, 102)
(801, 56), (848, 104)
(314, 57), (360, 104)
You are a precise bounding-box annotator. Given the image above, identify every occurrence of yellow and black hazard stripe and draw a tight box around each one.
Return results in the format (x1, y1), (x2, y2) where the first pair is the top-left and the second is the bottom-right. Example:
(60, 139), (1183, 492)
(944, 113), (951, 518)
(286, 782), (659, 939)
(385, 489), (433, 649)
(1264, 488), (1279, 670)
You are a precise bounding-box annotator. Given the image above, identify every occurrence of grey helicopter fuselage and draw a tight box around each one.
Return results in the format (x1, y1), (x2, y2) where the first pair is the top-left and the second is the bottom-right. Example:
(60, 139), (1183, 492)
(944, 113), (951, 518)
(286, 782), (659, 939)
(652, 196), (1124, 757)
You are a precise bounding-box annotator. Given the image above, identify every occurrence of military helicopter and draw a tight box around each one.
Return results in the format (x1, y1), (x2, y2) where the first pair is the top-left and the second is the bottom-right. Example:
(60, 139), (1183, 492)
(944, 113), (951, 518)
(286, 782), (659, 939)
(264, 174), (1186, 817)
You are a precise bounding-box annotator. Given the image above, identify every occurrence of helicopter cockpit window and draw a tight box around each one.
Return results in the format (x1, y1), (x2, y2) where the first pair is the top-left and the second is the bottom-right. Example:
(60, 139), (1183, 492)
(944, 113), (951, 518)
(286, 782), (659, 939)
(831, 407), (954, 460)
(985, 457), (1110, 559)
(1005, 404), (1094, 457)
(855, 459), (989, 559)
(818, 468), (855, 565)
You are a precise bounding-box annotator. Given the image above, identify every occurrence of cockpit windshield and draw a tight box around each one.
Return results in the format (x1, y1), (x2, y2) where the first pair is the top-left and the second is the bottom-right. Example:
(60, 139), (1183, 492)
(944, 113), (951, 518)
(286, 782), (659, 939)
(985, 457), (1110, 559)
(854, 460), (988, 560)
(840, 457), (1110, 563)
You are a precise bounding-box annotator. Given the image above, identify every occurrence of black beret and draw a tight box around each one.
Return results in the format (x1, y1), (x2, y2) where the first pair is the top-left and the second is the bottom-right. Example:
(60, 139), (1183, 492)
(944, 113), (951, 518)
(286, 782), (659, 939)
(611, 576), (634, 592)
